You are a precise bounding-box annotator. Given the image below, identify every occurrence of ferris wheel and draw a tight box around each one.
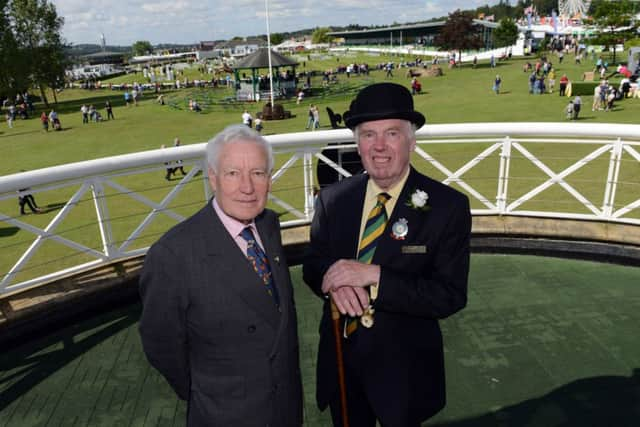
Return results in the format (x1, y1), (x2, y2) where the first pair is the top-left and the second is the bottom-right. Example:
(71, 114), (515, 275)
(558, 0), (591, 18)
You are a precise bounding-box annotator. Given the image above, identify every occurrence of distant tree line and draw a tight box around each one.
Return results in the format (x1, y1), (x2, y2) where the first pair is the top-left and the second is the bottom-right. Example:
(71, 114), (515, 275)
(1, 0), (67, 107)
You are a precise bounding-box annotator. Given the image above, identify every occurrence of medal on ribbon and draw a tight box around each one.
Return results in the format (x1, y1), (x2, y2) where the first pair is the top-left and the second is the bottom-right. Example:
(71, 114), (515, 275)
(391, 218), (409, 240)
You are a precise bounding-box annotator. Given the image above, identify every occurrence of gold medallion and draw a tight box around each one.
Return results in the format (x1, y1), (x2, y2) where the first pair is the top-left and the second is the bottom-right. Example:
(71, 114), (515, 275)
(360, 307), (375, 328)
(360, 313), (374, 328)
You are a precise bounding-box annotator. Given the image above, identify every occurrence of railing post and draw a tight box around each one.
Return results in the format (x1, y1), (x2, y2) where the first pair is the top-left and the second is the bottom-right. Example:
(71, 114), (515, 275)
(496, 136), (512, 214)
(303, 148), (316, 220)
(91, 178), (118, 259)
(602, 137), (624, 219)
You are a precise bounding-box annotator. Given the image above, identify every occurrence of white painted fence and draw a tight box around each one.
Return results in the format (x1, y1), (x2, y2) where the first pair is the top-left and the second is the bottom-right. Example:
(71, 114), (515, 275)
(1, 122), (639, 296)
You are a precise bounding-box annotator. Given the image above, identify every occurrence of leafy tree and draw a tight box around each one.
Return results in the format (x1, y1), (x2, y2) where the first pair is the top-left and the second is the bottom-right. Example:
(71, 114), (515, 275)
(312, 27), (331, 44)
(132, 40), (153, 56)
(0, 0), (20, 97)
(435, 10), (484, 62)
(270, 33), (284, 45)
(8, 0), (67, 107)
(585, 0), (637, 64)
(493, 17), (519, 51)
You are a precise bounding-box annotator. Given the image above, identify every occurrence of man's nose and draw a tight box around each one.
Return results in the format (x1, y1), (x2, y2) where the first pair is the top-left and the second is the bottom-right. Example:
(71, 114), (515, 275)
(239, 173), (254, 193)
(372, 135), (387, 150)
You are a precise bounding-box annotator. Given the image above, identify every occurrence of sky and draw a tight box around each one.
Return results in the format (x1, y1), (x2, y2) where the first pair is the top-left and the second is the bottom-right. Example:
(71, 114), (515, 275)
(52, 0), (495, 46)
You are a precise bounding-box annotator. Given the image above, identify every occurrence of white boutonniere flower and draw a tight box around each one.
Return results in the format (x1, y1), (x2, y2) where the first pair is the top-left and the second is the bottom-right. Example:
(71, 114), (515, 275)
(406, 189), (430, 212)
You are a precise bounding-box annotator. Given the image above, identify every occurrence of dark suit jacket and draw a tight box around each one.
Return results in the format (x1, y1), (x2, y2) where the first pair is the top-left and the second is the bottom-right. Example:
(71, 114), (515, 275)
(303, 167), (471, 424)
(139, 201), (303, 427)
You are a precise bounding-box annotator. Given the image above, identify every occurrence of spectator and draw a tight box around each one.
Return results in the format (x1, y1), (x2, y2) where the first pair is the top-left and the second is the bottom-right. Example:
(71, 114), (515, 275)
(572, 96), (582, 119)
(548, 68), (556, 93)
(165, 137), (187, 180)
(48, 109), (61, 131)
(385, 62), (393, 77)
(255, 116), (263, 133)
(5, 111), (13, 129)
(606, 89), (616, 111)
(592, 84), (603, 111)
(493, 74), (502, 94)
(18, 187), (42, 215)
(40, 111), (49, 132)
(242, 109), (253, 127)
(172, 137), (186, 176)
(312, 105), (320, 130)
(411, 77), (422, 95)
(105, 100), (115, 120)
(89, 105), (97, 121)
(559, 74), (569, 97)
(565, 101), (574, 120)
(305, 104), (315, 129)
(528, 71), (536, 94)
(81, 104), (89, 124)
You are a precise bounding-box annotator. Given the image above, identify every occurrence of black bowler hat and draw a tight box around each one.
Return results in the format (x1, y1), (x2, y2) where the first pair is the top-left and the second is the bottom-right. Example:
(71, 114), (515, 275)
(343, 82), (426, 130)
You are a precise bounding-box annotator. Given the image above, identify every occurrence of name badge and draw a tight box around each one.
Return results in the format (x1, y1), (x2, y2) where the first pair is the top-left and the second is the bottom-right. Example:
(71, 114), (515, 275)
(401, 245), (427, 254)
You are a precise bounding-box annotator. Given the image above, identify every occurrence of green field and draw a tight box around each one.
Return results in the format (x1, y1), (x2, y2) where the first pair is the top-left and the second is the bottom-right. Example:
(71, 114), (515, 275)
(2, 49), (640, 286)
(3, 49), (640, 175)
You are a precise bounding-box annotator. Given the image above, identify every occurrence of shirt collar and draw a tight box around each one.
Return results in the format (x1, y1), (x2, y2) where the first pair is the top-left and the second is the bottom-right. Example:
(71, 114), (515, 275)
(365, 167), (410, 202)
(212, 198), (257, 238)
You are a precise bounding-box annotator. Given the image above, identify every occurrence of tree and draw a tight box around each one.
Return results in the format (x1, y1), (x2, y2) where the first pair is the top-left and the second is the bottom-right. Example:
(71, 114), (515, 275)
(132, 40), (153, 56)
(0, 0), (20, 97)
(435, 10), (484, 62)
(493, 17), (519, 52)
(312, 27), (331, 44)
(8, 0), (67, 107)
(586, 0), (637, 64)
(270, 33), (284, 45)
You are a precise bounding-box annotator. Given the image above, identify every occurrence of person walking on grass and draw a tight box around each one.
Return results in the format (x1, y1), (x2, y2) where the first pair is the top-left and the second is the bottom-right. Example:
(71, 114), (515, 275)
(105, 100), (115, 120)
(493, 74), (502, 94)
(40, 112), (49, 132)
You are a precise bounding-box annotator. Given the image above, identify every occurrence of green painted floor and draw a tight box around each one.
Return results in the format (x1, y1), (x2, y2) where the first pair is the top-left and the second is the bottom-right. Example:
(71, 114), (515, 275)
(1, 254), (639, 427)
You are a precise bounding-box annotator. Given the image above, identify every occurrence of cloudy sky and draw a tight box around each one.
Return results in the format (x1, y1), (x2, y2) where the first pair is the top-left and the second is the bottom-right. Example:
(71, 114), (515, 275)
(52, 0), (495, 46)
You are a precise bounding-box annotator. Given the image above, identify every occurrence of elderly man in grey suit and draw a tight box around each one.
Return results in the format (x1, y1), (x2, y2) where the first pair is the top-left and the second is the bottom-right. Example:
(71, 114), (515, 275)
(139, 124), (303, 426)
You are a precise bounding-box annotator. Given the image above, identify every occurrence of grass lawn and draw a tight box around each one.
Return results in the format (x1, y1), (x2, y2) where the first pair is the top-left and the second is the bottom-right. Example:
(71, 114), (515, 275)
(1, 50), (639, 285)
(3, 49), (640, 175)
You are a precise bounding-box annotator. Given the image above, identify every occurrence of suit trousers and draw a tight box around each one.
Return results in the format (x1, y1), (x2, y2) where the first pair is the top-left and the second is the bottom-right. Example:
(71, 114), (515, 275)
(328, 330), (421, 427)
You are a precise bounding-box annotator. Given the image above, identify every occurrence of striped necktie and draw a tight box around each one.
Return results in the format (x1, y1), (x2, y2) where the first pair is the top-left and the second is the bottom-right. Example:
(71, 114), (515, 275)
(240, 227), (280, 307)
(346, 192), (391, 336)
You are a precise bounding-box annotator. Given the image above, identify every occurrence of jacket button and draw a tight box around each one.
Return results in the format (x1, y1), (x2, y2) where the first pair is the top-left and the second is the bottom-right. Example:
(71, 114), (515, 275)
(248, 325), (256, 333)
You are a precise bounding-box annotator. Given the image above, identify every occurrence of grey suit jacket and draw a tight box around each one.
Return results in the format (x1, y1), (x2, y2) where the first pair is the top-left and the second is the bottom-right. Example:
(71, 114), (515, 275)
(139, 201), (303, 427)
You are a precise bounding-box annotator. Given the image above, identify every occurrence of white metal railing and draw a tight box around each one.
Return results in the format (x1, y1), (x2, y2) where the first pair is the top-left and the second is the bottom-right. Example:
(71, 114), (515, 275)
(1, 122), (639, 296)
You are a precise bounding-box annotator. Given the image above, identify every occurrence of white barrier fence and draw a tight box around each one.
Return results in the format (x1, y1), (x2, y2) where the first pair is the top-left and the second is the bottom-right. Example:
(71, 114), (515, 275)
(1, 122), (639, 296)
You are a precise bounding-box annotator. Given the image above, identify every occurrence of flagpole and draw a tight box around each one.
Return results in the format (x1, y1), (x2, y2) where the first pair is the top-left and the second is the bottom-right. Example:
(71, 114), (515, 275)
(264, 0), (275, 108)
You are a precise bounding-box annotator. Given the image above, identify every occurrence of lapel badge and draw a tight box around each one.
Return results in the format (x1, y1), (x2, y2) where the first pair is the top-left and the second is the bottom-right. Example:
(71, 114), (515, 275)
(274, 256), (280, 264)
(391, 218), (409, 240)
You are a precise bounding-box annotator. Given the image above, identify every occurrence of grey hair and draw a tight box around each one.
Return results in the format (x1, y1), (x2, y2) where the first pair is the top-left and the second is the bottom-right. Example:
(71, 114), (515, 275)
(206, 124), (274, 173)
(353, 120), (417, 141)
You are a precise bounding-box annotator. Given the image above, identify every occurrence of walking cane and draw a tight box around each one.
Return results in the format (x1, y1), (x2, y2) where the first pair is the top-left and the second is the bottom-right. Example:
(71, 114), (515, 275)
(331, 299), (349, 427)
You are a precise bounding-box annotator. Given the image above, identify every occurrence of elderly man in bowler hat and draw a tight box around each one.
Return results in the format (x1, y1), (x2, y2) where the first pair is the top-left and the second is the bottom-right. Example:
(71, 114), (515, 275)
(303, 83), (471, 426)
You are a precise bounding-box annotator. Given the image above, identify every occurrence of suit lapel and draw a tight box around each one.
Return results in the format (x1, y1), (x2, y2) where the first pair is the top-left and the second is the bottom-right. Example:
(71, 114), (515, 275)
(337, 175), (369, 259)
(373, 168), (427, 264)
(255, 212), (290, 356)
(204, 206), (281, 330)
